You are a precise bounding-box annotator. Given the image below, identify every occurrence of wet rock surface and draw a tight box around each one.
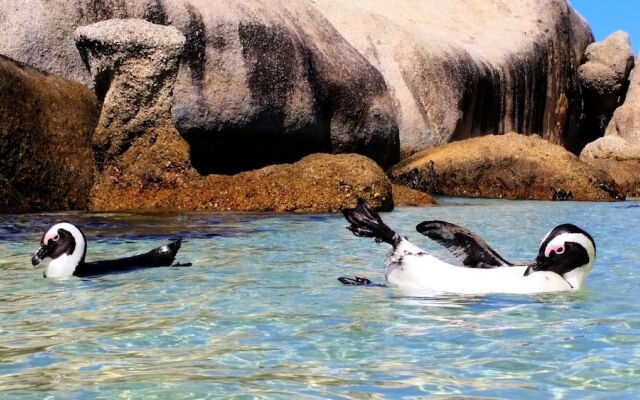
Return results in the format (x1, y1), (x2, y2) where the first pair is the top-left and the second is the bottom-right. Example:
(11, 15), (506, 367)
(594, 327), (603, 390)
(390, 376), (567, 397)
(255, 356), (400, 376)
(391, 133), (621, 201)
(581, 158), (640, 198)
(580, 136), (640, 198)
(392, 185), (436, 207)
(90, 153), (393, 213)
(0, 55), (99, 213)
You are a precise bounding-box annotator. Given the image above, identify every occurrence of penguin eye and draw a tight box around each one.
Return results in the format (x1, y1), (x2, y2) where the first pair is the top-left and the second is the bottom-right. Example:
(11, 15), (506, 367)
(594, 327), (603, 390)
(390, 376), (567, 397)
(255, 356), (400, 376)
(555, 246), (565, 255)
(52, 234), (60, 242)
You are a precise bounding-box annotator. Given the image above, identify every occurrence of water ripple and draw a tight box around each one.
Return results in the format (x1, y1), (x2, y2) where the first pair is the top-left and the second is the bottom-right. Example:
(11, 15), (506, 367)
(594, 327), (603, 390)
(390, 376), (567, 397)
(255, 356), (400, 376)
(1, 199), (639, 397)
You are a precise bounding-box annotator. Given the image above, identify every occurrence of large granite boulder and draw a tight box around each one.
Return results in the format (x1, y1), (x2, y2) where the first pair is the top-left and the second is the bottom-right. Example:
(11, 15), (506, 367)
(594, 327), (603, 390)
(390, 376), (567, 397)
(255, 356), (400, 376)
(578, 31), (634, 143)
(580, 135), (640, 161)
(308, 0), (594, 155)
(581, 158), (640, 198)
(78, 19), (392, 213)
(74, 19), (196, 210)
(75, 19), (187, 170)
(0, 0), (399, 171)
(0, 0), (592, 167)
(605, 54), (640, 144)
(391, 133), (621, 201)
(0, 55), (99, 213)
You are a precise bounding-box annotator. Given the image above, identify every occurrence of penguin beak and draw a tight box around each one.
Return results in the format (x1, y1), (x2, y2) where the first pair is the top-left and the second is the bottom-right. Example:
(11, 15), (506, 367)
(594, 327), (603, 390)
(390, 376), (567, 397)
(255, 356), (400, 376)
(31, 243), (53, 266)
(523, 256), (552, 276)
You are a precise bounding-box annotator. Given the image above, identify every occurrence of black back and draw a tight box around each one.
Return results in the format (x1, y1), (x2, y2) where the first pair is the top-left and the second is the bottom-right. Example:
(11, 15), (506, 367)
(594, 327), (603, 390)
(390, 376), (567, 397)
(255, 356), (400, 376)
(73, 239), (182, 277)
(416, 220), (513, 268)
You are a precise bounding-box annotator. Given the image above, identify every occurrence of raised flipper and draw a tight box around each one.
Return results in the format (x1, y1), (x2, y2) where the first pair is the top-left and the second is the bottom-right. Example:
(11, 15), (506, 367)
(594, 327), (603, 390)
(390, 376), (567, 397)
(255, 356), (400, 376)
(416, 221), (513, 268)
(338, 276), (386, 287)
(342, 198), (400, 246)
(73, 238), (183, 277)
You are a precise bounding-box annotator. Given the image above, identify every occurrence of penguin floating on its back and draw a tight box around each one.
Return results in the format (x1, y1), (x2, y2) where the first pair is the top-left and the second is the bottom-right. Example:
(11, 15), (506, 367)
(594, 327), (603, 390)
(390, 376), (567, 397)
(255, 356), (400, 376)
(32, 222), (186, 278)
(339, 199), (596, 294)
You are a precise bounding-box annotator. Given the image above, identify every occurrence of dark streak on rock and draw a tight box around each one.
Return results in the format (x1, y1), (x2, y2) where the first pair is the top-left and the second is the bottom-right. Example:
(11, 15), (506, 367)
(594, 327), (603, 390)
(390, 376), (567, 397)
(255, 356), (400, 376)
(143, 0), (169, 26)
(551, 188), (573, 201)
(182, 3), (206, 83)
(78, 0), (127, 24)
(239, 22), (296, 111)
(394, 163), (439, 194)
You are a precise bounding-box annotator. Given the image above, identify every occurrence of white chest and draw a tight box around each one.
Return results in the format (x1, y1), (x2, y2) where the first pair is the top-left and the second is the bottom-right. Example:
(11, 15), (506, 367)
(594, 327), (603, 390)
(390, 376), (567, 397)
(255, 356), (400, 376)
(384, 243), (573, 294)
(44, 255), (78, 279)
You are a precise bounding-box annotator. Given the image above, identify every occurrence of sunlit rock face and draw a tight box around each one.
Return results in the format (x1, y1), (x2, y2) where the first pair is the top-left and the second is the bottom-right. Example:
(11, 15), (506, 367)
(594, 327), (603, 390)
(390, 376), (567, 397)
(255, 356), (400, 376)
(73, 19), (392, 213)
(391, 133), (621, 201)
(578, 31), (634, 145)
(0, 0), (399, 171)
(0, 0), (593, 169)
(311, 0), (594, 155)
(605, 54), (640, 145)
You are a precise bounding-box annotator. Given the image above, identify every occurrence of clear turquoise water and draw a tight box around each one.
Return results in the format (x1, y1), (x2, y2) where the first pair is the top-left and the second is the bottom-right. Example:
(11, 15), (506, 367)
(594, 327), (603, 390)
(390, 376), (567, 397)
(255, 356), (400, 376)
(1, 198), (639, 399)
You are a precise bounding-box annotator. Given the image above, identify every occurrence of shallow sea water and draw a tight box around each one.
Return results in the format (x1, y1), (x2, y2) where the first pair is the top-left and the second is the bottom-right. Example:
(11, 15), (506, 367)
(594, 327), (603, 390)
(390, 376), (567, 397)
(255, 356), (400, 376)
(1, 198), (639, 399)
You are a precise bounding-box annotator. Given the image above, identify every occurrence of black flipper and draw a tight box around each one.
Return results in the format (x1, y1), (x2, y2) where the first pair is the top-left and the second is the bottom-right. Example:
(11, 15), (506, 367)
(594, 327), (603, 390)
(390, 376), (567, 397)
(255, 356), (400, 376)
(73, 239), (183, 277)
(416, 221), (513, 268)
(338, 276), (386, 287)
(342, 198), (399, 246)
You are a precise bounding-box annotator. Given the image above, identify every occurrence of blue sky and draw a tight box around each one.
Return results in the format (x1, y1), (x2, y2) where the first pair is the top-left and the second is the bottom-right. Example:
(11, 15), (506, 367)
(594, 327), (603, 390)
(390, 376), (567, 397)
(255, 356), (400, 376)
(570, 0), (640, 54)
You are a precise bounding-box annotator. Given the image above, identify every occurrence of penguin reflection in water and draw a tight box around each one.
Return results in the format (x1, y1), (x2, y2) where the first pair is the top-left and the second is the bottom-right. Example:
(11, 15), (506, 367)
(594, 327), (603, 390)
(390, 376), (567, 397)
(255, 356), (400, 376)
(339, 199), (596, 294)
(32, 222), (188, 278)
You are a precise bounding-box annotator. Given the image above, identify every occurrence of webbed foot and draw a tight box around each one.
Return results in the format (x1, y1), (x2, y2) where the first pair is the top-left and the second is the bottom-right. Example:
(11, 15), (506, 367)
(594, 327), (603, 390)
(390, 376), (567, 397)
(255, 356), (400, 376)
(337, 276), (385, 287)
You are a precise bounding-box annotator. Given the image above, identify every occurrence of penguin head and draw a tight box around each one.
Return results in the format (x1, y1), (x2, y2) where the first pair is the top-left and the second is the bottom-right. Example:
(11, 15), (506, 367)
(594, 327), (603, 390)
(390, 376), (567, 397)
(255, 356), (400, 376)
(524, 224), (596, 289)
(32, 223), (86, 278)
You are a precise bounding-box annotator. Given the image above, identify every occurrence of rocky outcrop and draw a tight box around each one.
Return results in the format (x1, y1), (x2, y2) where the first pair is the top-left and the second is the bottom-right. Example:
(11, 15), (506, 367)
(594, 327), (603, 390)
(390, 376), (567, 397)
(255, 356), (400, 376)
(578, 43), (640, 198)
(581, 158), (640, 198)
(605, 54), (640, 144)
(78, 19), (392, 213)
(579, 136), (640, 197)
(0, 0), (592, 168)
(0, 0), (399, 171)
(0, 54), (99, 213)
(391, 133), (621, 201)
(75, 19), (187, 170)
(91, 153), (393, 213)
(0, 177), (28, 213)
(74, 19), (195, 210)
(580, 135), (640, 161)
(392, 185), (435, 207)
(578, 31), (634, 143)
(310, 0), (594, 155)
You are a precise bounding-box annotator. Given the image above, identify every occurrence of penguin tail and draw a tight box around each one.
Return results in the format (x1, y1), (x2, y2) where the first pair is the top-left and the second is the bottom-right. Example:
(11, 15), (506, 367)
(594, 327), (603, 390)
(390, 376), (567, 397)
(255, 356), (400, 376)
(149, 238), (182, 266)
(342, 198), (399, 246)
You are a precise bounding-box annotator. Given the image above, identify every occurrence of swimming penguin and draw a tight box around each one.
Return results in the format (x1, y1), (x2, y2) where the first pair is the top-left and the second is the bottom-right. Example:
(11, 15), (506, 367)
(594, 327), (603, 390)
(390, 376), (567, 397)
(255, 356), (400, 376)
(339, 199), (596, 294)
(32, 222), (185, 278)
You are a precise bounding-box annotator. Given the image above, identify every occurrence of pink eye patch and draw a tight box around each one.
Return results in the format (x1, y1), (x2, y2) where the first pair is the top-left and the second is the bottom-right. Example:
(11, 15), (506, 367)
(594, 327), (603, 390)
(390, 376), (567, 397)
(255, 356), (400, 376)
(545, 243), (565, 257)
(43, 232), (59, 245)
